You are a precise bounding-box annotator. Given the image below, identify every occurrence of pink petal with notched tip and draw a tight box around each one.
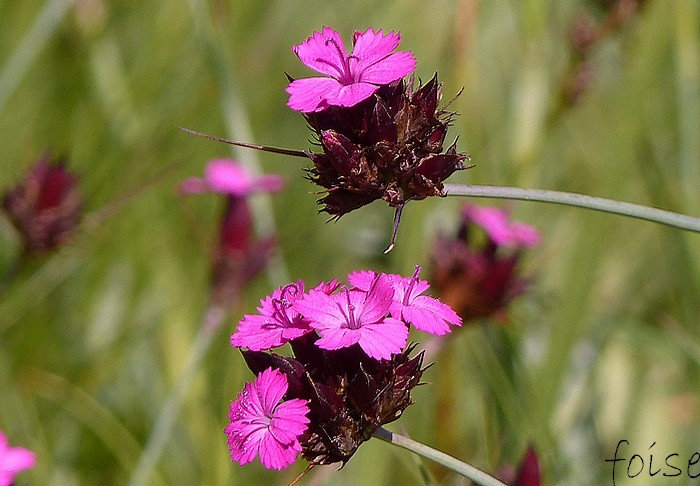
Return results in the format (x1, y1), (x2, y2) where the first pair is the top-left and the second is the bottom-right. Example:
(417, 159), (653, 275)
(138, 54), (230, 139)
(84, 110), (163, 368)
(357, 51), (417, 85)
(357, 317), (409, 360)
(292, 26), (348, 78)
(347, 269), (377, 290)
(286, 77), (344, 112)
(351, 29), (402, 70)
(402, 295), (460, 335)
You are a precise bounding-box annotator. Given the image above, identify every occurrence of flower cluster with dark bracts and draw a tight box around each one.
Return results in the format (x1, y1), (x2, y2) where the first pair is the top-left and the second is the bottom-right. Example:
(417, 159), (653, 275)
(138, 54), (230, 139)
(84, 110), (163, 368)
(225, 268), (461, 469)
(287, 26), (470, 220)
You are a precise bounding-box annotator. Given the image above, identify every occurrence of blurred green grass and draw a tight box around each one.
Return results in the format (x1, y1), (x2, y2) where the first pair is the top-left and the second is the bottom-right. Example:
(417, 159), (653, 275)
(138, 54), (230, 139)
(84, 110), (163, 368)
(1, 1), (698, 485)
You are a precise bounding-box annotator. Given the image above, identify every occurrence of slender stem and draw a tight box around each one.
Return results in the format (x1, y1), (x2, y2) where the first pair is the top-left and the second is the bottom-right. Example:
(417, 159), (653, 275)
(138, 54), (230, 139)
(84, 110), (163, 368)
(373, 427), (506, 486)
(178, 126), (311, 159)
(444, 184), (700, 232)
(0, 0), (72, 113)
(127, 306), (226, 486)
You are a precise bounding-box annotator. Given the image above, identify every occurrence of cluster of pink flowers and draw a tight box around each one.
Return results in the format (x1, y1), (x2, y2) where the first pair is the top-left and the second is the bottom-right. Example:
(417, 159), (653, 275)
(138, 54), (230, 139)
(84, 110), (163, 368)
(225, 267), (459, 470)
(231, 266), (461, 360)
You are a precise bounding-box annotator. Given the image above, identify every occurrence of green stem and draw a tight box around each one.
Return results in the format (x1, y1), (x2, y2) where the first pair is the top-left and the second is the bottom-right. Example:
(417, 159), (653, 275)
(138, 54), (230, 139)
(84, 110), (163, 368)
(127, 307), (225, 486)
(444, 184), (700, 232)
(373, 427), (507, 486)
(0, 0), (72, 113)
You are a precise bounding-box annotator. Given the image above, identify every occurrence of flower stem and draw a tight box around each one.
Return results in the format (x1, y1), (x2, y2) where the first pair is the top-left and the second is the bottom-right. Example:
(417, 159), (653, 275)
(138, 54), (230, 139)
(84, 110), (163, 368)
(127, 306), (225, 486)
(373, 427), (507, 486)
(443, 184), (700, 232)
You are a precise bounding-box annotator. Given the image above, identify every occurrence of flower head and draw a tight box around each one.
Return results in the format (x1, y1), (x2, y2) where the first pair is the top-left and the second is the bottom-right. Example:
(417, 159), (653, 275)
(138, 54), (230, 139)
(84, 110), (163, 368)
(180, 159), (283, 196)
(431, 204), (539, 322)
(293, 274), (408, 360)
(2, 153), (82, 253)
(286, 27), (416, 112)
(225, 367), (310, 470)
(242, 338), (426, 466)
(181, 159), (284, 306)
(0, 430), (35, 486)
(231, 280), (312, 351)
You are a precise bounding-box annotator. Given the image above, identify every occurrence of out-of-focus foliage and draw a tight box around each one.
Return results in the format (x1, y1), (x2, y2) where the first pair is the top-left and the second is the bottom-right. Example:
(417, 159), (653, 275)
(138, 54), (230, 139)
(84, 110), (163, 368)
(1, 1), (697, 484)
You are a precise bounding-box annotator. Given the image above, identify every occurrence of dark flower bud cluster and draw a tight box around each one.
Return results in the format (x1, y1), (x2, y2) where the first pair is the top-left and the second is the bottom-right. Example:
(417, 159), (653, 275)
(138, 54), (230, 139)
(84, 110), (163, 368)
(2, 154), (82, 254)
(304, 74), (470, 218)
(242, 335), (426, 466)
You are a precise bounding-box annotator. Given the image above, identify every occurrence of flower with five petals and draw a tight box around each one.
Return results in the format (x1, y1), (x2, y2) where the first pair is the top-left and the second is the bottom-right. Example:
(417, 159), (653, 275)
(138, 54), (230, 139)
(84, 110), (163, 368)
(286, 26), (416, 112)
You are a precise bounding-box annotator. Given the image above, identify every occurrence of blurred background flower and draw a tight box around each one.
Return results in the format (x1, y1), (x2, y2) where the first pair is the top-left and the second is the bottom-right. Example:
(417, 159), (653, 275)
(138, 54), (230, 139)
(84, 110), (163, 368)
(2, 153), (81, 254)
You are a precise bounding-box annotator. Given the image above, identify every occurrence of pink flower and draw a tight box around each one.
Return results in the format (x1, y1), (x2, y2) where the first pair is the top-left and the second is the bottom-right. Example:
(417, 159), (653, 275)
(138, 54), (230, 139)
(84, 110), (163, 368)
(231, 280), (312, 351)
(349, 267), (461, 336)
(180, 159), (284, 196)
(463, 204), (540, 248)
(225, 368), (310, 470)
(181, 159), (284, 307)
(286, 26), (417, 112)
(0, 430), (35, 486)
(294, 274), (408, 360)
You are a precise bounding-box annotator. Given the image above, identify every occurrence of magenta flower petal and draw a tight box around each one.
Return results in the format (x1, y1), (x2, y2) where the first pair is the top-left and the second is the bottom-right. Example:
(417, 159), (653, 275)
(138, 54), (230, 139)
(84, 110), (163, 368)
(231, 280), (312, 351)
(356, 273), (396, 322)
(357, 318), (409, 360)
(351, 29), (402, 71)
(356, 51), (417, 85)
(225, 368), (310, 470)
(286, 77), (344, 112)
(389, 267), (462, 335)
(181, 159), (284, 196)
(315, 327), (361, 350)
(325, 82), (380, 107)
(463, 204), (540, 248)
(292, 26), (348, 78)
(0, 430), (35, 486)
(511, 222), (541, 247)
(313, 278), (341, 295)
(347, 269), (377, 290)
(292, 288), (347, 330)
(401, 295), (457, 335)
